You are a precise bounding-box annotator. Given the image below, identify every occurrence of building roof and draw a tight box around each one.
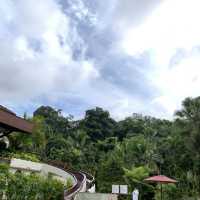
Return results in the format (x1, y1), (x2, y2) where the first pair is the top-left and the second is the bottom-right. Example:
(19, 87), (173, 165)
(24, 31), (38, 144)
(0, 105), (33, 134)
(0, 105), (16, 115)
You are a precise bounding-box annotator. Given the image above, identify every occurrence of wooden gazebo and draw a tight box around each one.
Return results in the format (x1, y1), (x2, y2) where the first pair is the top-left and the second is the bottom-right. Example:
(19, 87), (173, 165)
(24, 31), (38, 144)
(0, 105), (33, 137)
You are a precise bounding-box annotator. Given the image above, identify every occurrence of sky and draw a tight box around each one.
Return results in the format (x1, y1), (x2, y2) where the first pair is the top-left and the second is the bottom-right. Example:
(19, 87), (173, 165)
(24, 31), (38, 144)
(1, 0), (200, 120)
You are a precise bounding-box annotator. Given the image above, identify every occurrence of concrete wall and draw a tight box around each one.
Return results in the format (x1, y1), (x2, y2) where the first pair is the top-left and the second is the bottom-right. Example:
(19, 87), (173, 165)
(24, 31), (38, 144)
(42, 163), (76, 185)
(10, 158), (76, 185)
(10, 158), (43, 172)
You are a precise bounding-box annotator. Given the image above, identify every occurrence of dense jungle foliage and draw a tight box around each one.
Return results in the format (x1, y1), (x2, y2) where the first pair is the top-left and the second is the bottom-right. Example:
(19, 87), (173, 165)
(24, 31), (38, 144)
(1, 96), (200, 199)
(0, 163), (64, 200)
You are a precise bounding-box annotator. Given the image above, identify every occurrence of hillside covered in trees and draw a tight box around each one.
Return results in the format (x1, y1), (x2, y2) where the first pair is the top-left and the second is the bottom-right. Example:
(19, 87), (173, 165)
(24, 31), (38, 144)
(2, 96), (200, 199)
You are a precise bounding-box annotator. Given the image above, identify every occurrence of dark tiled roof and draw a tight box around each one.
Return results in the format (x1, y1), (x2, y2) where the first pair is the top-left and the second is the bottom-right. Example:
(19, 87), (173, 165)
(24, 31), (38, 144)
(0, 106), (33, 134)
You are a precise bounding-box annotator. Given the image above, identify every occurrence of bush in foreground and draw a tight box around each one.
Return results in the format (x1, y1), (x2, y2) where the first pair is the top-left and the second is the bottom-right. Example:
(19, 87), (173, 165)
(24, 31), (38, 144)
(0, 164), (65, 200)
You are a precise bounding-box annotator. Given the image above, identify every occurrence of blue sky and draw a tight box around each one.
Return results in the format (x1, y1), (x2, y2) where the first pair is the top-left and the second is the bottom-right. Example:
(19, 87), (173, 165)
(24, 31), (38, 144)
(1, 0), (200, 120)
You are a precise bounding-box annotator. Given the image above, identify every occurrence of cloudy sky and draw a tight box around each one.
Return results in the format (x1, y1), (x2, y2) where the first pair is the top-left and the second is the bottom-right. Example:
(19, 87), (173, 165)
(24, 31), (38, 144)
(1, 0), (200, 120)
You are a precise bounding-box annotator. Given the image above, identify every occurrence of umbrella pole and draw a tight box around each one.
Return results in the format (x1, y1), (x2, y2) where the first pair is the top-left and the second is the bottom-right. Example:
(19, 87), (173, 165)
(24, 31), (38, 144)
(160, 184), (163, 200)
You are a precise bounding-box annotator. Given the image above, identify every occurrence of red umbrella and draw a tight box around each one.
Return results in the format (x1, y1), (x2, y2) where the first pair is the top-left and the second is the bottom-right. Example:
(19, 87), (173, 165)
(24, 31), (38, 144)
(144, 175), (177, 200)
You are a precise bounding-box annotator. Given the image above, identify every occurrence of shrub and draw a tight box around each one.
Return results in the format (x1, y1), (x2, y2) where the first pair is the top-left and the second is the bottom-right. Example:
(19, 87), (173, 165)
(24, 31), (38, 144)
(2, 152), (40, 162)
(0, 171), (64, 200)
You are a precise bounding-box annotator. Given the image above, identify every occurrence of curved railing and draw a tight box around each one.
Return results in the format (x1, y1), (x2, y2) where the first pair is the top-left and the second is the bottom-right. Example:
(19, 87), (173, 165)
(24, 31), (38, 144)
(80, 171), (95, 189)
(0, 158), (94, 200)
(44, 160), (86, 197)
(64, 171), (86, 199)
(40, 160), (94, 199)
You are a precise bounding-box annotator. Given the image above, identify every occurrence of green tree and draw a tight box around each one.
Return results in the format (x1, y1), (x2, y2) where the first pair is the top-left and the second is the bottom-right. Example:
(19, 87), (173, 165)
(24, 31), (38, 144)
(96, 153), (124, 193)
(175, 97), (200, 170)
(34, 106), (72, 138)
(123, 166), (154, 200)
(82, 107), (116, 141)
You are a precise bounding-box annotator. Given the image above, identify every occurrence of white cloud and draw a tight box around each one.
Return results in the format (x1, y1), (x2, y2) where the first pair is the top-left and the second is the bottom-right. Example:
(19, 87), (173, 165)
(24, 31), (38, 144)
(0, 0), (98, 103)
(67, 0), (97, 25)
(2, 0), (200, 120)
(121, 0), (200, 62)
(120, 0), (200, 118)
(113, 0), (161, 31)
(152, 54), (200, 116)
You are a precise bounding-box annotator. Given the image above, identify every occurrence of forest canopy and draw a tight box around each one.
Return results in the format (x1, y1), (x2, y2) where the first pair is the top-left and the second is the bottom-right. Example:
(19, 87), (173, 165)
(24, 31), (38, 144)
(2, 96), (200, 199)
